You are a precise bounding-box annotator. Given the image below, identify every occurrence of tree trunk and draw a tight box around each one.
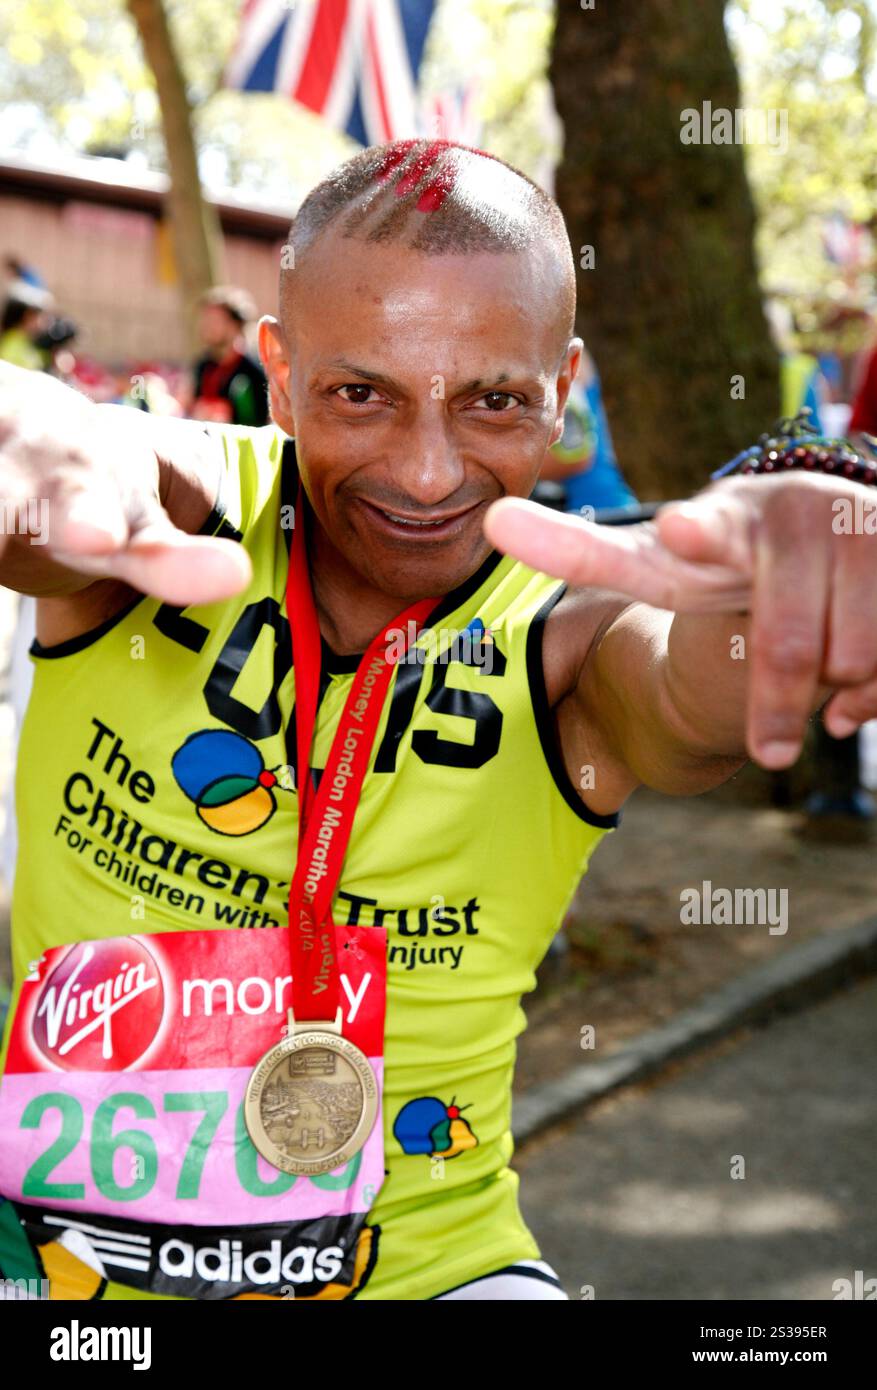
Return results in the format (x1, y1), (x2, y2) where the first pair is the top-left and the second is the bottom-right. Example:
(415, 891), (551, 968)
(549, 0), (780, 500)
(127, 0), (224, 351)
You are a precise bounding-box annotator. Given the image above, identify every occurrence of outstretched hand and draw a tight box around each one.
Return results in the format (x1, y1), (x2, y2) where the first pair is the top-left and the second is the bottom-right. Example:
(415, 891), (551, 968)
(485, 472), (877, 766)
(0, 363), (251, 606)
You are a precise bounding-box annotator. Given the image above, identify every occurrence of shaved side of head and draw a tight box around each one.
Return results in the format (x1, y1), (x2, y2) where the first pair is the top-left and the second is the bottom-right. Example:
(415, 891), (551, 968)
(281, 139), (576, 345)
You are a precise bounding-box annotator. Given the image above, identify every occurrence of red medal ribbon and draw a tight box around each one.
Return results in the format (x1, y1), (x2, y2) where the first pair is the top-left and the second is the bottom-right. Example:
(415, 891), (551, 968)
(286, 481), (436, 1023)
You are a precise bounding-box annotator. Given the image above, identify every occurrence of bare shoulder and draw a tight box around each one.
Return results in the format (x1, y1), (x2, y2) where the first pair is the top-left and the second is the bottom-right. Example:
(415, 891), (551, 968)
(541, 584), (643, 817)
(541, 584), (635, 707)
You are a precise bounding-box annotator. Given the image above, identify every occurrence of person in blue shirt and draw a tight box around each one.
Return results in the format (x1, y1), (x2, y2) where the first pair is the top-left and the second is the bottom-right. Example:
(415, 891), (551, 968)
(534, 347), (637, 514)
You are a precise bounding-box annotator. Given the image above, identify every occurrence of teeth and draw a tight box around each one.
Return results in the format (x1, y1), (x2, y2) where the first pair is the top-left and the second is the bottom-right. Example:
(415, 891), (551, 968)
(384, 512), (443, 527)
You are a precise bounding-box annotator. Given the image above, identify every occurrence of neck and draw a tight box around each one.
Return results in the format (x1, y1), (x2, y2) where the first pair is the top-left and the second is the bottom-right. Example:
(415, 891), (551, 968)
(307, 510), (423, 654)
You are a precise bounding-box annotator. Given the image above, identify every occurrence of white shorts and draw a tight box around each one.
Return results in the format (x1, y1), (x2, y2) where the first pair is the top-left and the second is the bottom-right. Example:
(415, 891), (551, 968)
(432, 1259), (568, 1301)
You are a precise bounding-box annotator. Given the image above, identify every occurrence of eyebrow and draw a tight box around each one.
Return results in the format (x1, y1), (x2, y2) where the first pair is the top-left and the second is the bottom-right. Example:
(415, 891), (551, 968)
(322, 361), (515, 392)
(459, 373), (511, 392)
(324, 359), (394, 385)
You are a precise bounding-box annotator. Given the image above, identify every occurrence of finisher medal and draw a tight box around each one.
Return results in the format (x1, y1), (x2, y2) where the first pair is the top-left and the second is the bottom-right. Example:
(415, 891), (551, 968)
(244, 1009), (379, 1177)
(244, 480), (436, 1175)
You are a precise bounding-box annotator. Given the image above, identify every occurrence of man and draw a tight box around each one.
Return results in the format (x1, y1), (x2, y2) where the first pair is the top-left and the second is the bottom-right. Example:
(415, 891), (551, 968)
(0, 139), (874, 1302)
(536, 348), (637, 515)
(190, 285), (270, 426)
(0, 281), (51, 373)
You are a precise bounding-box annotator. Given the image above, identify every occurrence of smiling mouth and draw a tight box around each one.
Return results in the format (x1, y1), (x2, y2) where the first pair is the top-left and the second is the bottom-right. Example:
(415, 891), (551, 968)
(358, 498), (483, 536)
(380, 511), (453, 528)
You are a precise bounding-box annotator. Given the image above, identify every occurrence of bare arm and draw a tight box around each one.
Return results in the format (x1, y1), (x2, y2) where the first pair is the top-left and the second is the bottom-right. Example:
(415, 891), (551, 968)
(487, 472), (874, 806)
(544, 598), (757, 817)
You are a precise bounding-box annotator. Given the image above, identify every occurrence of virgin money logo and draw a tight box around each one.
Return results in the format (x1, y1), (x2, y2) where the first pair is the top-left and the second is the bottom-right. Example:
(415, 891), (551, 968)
(32, 938), (164, 1071)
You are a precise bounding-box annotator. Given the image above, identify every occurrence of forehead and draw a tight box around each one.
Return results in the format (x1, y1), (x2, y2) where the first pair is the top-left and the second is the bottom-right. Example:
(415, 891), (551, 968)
(282, 233), (567, 372)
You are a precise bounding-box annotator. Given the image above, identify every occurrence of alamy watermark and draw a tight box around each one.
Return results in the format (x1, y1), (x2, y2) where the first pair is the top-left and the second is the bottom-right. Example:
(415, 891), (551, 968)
(680, 101), (788, 154)
(832, 495), (877, 535)
(50, 1321), (152, 1370)
(386, 621), (497, 674)
(833, 1269), (877, 1299)
(680, 880), (788, 935)
(0, 497), (49, 545)
(1, 1276), (49, 1300)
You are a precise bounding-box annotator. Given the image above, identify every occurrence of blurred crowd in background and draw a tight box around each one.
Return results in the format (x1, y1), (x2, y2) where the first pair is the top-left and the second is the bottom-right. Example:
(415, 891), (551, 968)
(0, 255), (267, 425)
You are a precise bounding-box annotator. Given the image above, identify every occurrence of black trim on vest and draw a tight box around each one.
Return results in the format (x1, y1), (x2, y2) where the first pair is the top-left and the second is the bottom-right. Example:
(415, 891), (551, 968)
(525, 585), (622, 830)
(30, 592), (146, 660)
(320, 640), (362, 675)
(319, 552), (506, 674)
(280, 436), (298, 556)
(426, 547), (504, 627)
(429, 1260), (564, 1299)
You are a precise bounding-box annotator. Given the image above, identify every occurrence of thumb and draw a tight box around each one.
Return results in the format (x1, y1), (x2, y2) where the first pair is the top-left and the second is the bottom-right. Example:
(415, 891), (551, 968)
(484, 497), (636, 584)
(111, 525), (253, 606)
(484, 496), (750, 612)
(53, 489), (252, 605)
(483, 496), (670, 594)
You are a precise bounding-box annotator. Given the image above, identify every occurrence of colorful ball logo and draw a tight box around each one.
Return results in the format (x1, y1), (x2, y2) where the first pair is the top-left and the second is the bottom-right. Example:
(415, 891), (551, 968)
(393, 1096), (478, 1160)
(172, 729), (292, 837)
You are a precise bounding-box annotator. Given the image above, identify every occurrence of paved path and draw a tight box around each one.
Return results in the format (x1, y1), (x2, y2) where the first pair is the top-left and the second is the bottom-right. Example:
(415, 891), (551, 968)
(516, 976), (877, 1300)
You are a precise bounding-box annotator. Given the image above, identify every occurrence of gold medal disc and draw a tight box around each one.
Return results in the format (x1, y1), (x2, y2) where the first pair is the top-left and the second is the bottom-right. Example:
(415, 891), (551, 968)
(244, 1025), (379, 1176)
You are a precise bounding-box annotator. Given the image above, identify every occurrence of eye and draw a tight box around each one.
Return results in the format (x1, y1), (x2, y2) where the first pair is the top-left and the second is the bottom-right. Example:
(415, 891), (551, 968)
(474, 391), (520, 412)
(335, 384), (383, 405)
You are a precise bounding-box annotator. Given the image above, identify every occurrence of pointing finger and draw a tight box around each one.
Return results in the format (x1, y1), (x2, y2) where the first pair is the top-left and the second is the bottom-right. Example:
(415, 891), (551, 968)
(484, 496), (748, 611)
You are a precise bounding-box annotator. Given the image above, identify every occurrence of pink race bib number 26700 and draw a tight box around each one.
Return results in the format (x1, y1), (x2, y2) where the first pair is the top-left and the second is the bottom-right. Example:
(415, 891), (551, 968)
(0, 925), (386, 1301)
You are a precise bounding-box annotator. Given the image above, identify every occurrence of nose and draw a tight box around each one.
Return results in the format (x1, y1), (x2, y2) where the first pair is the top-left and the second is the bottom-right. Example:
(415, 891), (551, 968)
(388, 401), (466, 506)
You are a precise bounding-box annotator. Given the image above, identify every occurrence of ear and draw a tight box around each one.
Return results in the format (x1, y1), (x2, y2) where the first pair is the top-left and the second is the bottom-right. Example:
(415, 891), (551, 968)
(549, 338), (583, 448)
(258, 316), (295, 435)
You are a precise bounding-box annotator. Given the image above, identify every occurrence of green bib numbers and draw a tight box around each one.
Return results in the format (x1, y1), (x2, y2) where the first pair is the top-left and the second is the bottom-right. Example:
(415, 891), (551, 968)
(19, 1086), (363, 1204)
(21, 1092), (85, 1200)
(91, 1093), (158, 1202)
(165, 1092), (228, 1199)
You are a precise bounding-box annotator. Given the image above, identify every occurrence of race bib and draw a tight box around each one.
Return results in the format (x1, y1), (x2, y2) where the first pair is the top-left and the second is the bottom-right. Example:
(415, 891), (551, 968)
(0, 925), (386, 1300)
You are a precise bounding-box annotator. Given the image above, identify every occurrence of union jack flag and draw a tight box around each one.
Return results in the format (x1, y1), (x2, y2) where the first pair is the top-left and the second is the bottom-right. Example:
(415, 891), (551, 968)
(225, 0), (440, 146)
(422, 80), (481, 146)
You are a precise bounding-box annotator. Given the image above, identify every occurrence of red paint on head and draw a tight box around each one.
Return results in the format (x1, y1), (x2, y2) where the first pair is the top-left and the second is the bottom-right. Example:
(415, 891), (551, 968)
(375, 140), (417, 182)
(416, 163), (456, 212)
(371, 140), (504, 214)
(394, 140), (446, 198)
(258, 770), (277, 789)
(447, 1104), (460, 1119)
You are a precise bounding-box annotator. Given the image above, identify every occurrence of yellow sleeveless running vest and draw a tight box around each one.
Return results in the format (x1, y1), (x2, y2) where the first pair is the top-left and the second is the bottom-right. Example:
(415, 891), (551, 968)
(0, 424), (618, 1300)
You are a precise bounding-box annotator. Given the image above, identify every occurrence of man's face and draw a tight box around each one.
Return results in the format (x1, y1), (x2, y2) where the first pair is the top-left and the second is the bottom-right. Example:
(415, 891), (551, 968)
(261, 232), (578, 600)
(24, 307), (46, 339)
(200, 304), (239, 352)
